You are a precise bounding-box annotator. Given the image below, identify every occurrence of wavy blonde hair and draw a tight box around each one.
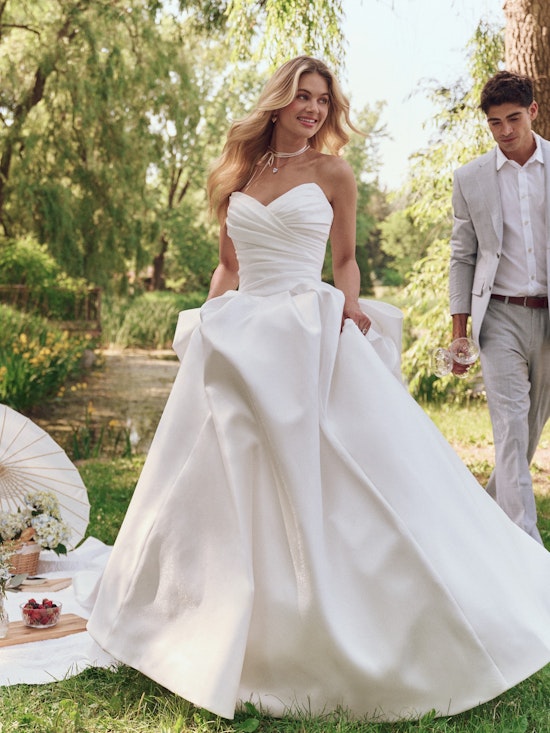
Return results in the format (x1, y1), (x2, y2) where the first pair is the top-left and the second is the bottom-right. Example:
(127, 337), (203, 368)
(207, 56), (360, 223)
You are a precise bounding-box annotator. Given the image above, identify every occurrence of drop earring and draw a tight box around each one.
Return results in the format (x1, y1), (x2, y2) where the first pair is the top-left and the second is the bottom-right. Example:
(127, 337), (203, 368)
(271, 114), (278, 124)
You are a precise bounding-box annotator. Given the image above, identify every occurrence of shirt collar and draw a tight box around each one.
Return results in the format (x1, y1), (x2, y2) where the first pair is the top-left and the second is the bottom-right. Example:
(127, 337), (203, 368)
(496, 132), (544, 170)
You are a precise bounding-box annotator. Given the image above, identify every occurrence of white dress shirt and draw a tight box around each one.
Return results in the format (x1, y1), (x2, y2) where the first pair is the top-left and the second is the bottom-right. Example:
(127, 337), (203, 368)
(494, 133), (547, 297)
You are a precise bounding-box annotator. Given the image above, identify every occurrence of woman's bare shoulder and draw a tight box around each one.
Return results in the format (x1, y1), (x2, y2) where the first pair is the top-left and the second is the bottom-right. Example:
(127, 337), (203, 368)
(312, 153), (356, 201)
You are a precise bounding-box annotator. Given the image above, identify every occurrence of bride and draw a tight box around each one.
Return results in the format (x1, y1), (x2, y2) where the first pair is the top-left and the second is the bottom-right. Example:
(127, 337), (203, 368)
(87, 56), (550, 721)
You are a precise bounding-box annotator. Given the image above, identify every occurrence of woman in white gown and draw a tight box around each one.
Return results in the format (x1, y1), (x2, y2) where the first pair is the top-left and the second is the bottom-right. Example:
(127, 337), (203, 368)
(87, 56), (550, 721)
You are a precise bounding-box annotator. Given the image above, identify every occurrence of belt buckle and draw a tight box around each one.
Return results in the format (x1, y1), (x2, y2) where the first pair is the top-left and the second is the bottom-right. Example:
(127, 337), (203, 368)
(523, 296), (528, 306)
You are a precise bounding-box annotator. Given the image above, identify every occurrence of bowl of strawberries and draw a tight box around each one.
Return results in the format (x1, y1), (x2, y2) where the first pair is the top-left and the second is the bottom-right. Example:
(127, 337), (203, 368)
(21, 598), (62, 628)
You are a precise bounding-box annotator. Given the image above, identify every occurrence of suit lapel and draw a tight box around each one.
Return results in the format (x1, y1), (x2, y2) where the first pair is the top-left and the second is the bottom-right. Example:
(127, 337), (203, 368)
(541, 139), (550, 248)
(477, 149), (503, 245)
(540, 139), (550, 302)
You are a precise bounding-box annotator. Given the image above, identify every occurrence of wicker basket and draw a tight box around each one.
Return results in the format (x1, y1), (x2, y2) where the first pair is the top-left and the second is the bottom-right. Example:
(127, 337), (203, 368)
(8, 541), (41, 575)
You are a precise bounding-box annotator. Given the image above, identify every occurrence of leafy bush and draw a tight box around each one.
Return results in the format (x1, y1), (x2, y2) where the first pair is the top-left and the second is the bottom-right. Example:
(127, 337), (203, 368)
(0, 235), (59, 287)
(380, 268), (404, 287)
(101, 291), (206, 349)
(400, 239), (483, 404)
(0, 236), (94, 321)
(0, 305), (88, 411)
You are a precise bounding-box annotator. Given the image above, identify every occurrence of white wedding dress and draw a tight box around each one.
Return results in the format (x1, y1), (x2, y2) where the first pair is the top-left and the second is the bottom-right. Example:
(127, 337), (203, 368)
(88, 183), (550, 721)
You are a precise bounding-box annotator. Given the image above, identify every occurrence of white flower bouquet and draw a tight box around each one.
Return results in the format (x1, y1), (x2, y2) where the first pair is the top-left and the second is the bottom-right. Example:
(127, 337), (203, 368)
(0, 546), (11, 638)
(0, 490), (70, 556)
(0, 546), (11, 597)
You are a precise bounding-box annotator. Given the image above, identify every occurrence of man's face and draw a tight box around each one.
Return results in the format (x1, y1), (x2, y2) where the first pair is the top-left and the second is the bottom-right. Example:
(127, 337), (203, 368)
(486, 101), (538, 164)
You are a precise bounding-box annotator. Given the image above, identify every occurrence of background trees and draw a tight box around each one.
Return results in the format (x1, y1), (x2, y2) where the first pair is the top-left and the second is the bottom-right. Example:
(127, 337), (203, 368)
(0, 0), (381, 294)
(3, 0), (550, 403)
(0, 1), (227, 289)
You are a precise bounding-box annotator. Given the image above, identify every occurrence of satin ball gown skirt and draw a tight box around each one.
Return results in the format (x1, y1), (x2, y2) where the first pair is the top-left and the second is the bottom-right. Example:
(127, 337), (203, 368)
(87, 183), (550, 720)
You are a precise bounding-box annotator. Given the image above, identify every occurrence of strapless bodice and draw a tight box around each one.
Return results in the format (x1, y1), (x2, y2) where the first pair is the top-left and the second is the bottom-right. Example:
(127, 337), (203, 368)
(227, 182), (333, 294)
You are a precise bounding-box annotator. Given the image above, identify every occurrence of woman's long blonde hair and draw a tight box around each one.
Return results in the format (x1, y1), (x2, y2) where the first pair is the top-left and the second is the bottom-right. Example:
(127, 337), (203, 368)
(207, 56), (360, 223)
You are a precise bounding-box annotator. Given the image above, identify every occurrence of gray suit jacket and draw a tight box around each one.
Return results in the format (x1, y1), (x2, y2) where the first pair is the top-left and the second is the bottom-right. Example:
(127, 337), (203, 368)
(449, 137), (550, 344)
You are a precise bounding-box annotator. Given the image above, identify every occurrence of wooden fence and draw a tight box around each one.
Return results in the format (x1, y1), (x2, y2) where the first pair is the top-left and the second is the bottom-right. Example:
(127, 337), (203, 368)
(0, 285), (102, 335)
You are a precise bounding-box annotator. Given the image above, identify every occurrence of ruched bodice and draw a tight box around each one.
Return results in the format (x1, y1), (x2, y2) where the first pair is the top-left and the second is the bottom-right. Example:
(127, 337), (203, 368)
(227, 183), (333, 294)
(88, 181), (550, 723)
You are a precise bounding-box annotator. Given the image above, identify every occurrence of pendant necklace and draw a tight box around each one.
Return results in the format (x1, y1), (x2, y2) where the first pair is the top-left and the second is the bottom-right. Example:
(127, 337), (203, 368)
(243, 143), (311, 191)
(267, 143), (310, 173)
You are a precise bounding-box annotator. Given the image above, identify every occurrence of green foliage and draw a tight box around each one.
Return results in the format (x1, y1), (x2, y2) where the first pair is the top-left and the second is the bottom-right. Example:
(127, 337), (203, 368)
(331, 102), (388, 294)
(380, 267), (404, 287)
(101, 291), (206, 349)
(160, 195), (219, 292)
(0, 304), (88, 411)
(402, 238), (478, 402)
(355, 243), (373, 294)
(0, 1), (381, 296)
(0, 235), (60, 287)
(378, 209), (426, 285)
(0, 1), (347, 294)
(0, 235), (95, 321)
(341, 103), (391, 293)
(225, 0), (345, 70)
(0, 2), (243, 291)
(70, 405), (134, 462)
(344, 102), (387, 183)
(136, 31), (263, 291)
(399, 20), (504, 402)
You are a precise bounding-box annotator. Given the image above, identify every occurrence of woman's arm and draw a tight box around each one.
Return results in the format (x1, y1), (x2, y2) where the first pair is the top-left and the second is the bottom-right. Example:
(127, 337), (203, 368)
(328, 159), (371, 333)
(207, 224), (239, 300)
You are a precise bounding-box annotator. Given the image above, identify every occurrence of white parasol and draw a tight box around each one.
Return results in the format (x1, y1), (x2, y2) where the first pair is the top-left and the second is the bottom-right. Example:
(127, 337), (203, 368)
(0, 404), (90, 549)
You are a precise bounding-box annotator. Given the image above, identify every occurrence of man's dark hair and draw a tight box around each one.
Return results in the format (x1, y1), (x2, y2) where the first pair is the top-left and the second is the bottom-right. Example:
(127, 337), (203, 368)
(480, 71), (534, 113)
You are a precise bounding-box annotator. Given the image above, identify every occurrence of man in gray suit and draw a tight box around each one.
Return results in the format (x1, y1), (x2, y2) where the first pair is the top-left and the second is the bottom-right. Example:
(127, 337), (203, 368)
(450, 70), (550, 544)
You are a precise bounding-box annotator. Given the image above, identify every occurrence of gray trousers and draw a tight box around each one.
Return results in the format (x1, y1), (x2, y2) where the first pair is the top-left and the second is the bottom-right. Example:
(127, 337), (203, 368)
(479, 298), (550, 543)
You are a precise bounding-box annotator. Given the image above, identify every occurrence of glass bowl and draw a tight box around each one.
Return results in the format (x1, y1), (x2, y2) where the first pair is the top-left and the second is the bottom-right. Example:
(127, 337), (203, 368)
(430, 347), (453, 377)
(449, 337), (479, 365)
(20, 599), (62, 628)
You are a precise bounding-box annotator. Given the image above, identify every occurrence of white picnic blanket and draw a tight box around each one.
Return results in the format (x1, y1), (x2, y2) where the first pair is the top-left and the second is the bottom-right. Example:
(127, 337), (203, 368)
(1, 537), (116, 686)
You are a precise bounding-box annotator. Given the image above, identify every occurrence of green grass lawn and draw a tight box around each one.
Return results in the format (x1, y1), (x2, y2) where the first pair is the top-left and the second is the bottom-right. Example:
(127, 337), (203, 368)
(2, 407), (550, 732)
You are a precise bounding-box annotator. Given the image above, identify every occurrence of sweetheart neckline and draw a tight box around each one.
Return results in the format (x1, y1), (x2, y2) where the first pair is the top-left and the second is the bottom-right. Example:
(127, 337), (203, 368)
(232, 182), (329, 208)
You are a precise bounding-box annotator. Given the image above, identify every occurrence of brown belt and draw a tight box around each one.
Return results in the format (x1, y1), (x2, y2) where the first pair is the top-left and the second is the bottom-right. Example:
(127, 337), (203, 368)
(491, 294), (549, 309)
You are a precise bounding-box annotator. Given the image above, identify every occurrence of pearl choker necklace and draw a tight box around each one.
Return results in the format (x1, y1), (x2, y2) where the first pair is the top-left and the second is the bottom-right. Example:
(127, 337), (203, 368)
(267, 143), (310, 173)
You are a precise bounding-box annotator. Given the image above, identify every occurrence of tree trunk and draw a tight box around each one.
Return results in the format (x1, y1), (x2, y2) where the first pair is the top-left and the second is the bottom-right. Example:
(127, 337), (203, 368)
(504, 0), (550, 138)
(150, 172), (190, 291)
(151, 234), (168, 291)
(0, 66), (47, 235)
